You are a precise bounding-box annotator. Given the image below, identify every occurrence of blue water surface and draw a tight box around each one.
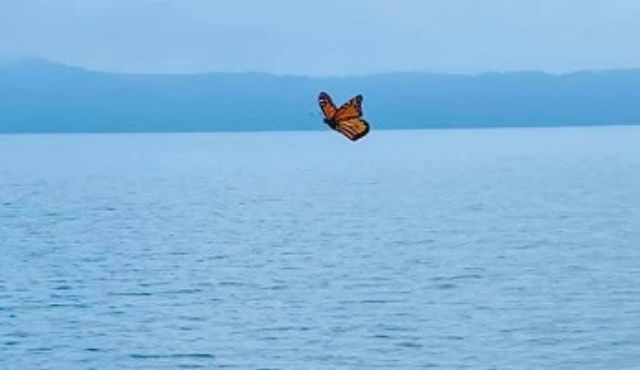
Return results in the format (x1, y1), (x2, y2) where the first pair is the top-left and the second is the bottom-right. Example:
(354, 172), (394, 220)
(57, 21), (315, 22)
(1, 127), (640, 369)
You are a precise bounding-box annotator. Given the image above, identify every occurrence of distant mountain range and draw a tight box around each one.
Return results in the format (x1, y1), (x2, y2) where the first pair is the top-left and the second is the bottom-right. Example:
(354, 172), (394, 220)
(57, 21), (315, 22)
(2, 58), (640, 133)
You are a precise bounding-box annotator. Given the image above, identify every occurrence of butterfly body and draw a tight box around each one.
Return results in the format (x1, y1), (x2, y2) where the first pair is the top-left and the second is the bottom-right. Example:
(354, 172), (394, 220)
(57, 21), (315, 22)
(318, 92), (370, 141)
(323, 117), (337, 129)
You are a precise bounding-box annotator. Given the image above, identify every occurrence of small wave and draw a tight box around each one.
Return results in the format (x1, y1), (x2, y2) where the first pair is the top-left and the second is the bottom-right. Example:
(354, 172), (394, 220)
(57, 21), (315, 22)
(130, 353), (215, 360)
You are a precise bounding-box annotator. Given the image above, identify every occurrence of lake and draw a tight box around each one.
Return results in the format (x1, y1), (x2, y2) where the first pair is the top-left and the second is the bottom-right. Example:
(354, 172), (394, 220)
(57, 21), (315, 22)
(1, 127), (640, 369)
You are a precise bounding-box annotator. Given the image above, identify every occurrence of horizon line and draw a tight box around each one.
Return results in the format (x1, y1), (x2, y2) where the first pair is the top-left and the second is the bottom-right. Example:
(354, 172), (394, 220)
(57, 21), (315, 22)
(4, 56), (640, 79)
(3, 123), (640, 136)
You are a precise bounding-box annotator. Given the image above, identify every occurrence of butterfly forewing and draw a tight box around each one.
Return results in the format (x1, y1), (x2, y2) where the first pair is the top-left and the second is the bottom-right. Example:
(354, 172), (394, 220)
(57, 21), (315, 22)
(318, 92), (338, 119)
(333, 95), (363, 121)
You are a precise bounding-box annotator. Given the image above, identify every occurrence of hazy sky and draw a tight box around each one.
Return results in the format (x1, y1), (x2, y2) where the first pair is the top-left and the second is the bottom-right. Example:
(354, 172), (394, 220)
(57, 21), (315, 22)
(2, 0), (640, 75)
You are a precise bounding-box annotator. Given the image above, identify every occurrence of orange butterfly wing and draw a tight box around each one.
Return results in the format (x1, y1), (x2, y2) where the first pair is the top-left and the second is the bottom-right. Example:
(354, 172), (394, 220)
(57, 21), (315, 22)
(318, 92), (338, 119)
(333, 94), (363, 121)
(336, 117), (370, 141)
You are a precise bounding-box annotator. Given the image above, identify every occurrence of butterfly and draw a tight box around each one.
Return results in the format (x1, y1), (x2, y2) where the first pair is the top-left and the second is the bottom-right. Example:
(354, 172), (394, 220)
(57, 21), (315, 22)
(318, 92), (370, 141)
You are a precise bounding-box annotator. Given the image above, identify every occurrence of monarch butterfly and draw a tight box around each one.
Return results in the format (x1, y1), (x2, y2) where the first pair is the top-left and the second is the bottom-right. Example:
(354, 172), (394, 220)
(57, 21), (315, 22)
(318, 92), (370, 141)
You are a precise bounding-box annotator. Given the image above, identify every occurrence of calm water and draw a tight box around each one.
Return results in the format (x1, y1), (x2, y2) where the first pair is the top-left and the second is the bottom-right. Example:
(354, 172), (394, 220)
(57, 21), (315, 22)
(1, 127), (640, 369)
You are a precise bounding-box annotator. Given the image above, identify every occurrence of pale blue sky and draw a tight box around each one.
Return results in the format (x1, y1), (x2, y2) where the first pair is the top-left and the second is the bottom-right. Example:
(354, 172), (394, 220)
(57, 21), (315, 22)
(1, 0), (640, 75)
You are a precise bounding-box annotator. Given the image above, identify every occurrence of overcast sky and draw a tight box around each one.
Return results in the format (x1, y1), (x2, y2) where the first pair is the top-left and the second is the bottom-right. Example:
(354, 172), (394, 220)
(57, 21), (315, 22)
(1, 0), (640, 75)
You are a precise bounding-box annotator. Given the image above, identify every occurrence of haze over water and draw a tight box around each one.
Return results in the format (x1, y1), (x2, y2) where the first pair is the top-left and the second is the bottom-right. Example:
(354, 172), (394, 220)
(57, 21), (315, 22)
(1, 127), (640, 369)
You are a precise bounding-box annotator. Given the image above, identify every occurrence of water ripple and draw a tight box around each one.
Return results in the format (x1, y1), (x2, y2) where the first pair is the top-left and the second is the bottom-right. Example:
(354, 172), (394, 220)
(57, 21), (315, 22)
(2, 130), (640, 369)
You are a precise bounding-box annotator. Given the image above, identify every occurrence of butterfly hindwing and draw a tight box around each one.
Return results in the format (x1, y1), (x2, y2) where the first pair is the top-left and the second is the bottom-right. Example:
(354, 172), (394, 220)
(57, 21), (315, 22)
(336, 117), (370, 141)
